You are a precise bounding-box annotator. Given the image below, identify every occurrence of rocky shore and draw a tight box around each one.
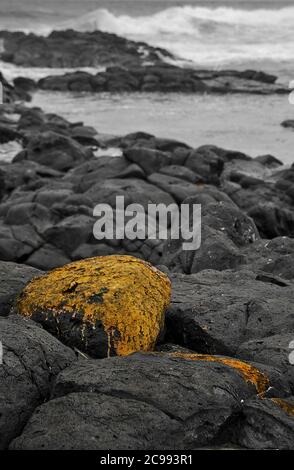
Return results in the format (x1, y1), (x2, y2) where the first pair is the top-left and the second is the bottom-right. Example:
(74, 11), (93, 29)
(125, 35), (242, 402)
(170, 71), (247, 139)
(0, 29), (288, 95)
(0, 69), (294, 450)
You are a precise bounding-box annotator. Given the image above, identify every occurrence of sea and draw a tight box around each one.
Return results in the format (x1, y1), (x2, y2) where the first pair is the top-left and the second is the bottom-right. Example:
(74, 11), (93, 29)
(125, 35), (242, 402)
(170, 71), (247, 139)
(0, 0), (294, 164)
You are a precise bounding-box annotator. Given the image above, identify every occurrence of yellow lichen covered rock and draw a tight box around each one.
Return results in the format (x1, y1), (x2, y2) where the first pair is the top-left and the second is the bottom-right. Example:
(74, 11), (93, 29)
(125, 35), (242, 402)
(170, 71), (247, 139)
(167, 352), (269, 395)
(17, 255), (171, 358)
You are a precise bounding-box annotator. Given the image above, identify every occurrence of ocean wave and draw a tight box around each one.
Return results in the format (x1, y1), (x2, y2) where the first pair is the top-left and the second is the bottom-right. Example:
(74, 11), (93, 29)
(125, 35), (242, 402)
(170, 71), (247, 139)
(1, 5), (294, 69)
(60, 5), (294, 65)
(65, 5), (294, 34)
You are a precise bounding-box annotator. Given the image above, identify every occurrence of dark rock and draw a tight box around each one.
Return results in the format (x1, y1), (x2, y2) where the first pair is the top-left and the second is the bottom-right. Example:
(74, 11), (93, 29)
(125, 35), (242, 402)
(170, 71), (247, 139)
(42, 214), (95, 256)
(25, 244), (71, 270)
(148, 173), (201, 203)
(4, 202), (52, 231)
(0, 124), (21, 144)
(162, 201), (258, 273)
(0, 314), (76, 449)
(281, 120), (294, 129)
(124, 147), (171, 175)
(159, 165), (202, 183)
(255, 154), (283, 168)
(0, 30), (172, 68)
(248, 203), (294, 239)
(64, 156), (131, 191)
(165, 269), (294, 355)
(14, 131), (93, 171)
(0, 261), (42, 316)
(9, 352), (279, 450)
(231, 397), (294, 449)
(237, 333), (294, 392)
(85, 178), (175, 208)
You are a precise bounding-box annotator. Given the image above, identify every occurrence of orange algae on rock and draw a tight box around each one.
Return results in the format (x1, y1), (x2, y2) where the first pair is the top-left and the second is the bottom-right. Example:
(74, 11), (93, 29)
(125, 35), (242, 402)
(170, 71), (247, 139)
(271, 398), (294, 417)
(168, 352), (269, 394)
(17, 255), (171, 357)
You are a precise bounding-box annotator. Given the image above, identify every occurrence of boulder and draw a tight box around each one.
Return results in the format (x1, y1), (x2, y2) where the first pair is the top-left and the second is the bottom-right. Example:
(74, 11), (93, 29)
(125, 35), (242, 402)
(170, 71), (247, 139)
(231, 397), (294, 449)
(0, 261), (42, 316)
(16, 256), (171, 358)
(0, 315), (76, 449)
(14, 131), (93, 171)
(165, 269), (294, 355)
(124, 147), (171, 175)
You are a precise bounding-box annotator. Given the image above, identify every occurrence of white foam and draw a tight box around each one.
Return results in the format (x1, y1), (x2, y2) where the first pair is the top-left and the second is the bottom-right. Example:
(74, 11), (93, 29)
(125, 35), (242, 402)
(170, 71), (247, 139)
(61, 6), (294, 65)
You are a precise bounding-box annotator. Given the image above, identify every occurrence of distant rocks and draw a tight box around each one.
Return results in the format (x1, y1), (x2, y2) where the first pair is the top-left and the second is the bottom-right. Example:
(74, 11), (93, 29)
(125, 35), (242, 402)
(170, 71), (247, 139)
(36, 65), (287, 95)
(0, 100), (294, 272)
(281, 120), (294, 129)
(0, 30), (173, 68)
(0, 72), (31, 104)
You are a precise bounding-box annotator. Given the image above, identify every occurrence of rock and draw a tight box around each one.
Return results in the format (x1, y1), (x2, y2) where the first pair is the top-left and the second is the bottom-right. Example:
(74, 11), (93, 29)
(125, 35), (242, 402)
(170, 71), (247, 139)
(0, 261), (42, 316)
(28, 58), (288, 95)
(184, 148), (224, 184)
(0, 71), (31, 103)
(0, 161), (63, 197)
(159, 165), (203, 183)
(231, 397), (294, 449)
(237, 333), (294, 391)
(248, 203), (294, 239)
(16, 256), (171, 358)
(25, 244), (71, 271)
(0, 224), (38, 262)
(147, 173), (200, 203)
(162, 201), (258, 273)
(239, 237), (294, 280)
(13, 76), (36, 93)
(11, 392), (177, 450)
(281, 120), (294, 129)
(0, 314), (76, 449)
(0, 30), (172, 69)
(124, 147), (171, 175)
(64, 156), (131, 191)
(4, 202), (52, 232)
(85, 177), (175, 208)
(42, 214), (95, 256)
(165, 269), (294, 355)
(70, 125), (99, 146)
(9, 352), (281, 450)
(0, 124), (21, 144)
(14, 131), (93, 171)
(255, 154), (283, 168)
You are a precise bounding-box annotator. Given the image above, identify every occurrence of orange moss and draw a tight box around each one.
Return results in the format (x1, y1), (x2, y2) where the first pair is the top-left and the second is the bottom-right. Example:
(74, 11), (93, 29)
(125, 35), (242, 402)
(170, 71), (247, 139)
(271, 398), (294, 417)
(168, 352), (269, 394)
(17, 255), (171, 356)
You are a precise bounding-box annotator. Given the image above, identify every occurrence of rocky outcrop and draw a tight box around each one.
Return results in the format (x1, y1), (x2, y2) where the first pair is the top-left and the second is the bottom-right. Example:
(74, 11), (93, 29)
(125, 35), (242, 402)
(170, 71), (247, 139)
(36, 65), (288, 95)
(0, 30), (173, 68)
